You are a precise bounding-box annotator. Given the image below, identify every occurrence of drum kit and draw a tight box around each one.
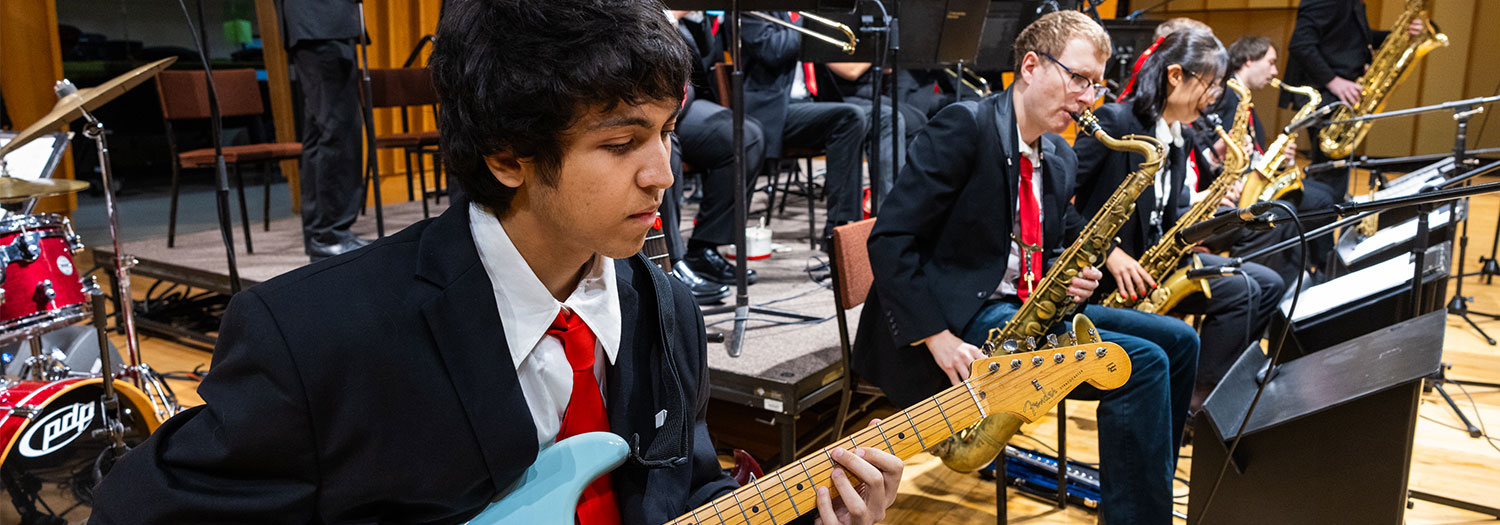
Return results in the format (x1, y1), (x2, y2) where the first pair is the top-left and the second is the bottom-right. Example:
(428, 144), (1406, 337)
(0, 57), (183, 523)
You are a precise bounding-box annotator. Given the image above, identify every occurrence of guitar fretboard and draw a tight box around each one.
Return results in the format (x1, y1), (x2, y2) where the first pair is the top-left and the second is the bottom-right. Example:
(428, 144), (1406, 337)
(667, 383), (983, 525)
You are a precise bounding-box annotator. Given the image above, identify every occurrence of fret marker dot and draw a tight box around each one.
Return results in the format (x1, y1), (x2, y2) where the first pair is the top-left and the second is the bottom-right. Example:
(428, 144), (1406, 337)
(752, 506), (760, 513)
(796, 483), (804, 490)
(897, 432), (906, 439)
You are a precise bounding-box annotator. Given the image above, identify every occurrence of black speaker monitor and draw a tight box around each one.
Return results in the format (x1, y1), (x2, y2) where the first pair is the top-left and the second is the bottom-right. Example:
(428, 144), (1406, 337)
(1187, 310), (1445, 525)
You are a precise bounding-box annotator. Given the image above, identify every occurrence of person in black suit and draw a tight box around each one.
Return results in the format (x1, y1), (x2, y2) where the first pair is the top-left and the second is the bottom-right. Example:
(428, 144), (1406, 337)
(669, 11), (766, 288)
(853, 11), (1199, 524)
(89, 1), (904, 523)
(275, 0), (372, 260)
(827, 63), (929, 205)
(1075, 29), (1286, 414)
(1283, 0), (1425, 197)
(1282, 0), (1424, 271)
(738, 12), (870, 250)
(1200, 35), (1323, 285)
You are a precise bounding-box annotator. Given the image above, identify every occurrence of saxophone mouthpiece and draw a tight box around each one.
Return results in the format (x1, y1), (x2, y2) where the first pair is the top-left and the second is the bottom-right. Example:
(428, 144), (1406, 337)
(1073, 109), (1102, 137)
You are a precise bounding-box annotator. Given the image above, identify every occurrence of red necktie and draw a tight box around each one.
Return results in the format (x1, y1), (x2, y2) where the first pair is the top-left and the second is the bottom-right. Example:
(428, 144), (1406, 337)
(802, 62), (819, 97)
(548, 309), (620, 525)
(1017, 157), (1043, 301)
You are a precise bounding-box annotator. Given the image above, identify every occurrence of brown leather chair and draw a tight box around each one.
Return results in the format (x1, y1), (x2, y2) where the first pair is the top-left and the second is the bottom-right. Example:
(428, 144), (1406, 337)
(156, 69), (300, 252)
(829, 218), (885, 439)
(367, 67), (442, 219)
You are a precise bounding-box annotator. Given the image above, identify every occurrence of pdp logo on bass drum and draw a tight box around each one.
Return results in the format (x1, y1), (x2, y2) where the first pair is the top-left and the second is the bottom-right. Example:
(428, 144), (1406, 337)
(19, 401), (97, 458)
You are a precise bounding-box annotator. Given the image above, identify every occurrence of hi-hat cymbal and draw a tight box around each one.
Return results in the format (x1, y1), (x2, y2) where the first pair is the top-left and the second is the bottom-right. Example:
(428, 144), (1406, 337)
(0, 56), (178, 158)
(0, 177), (90, 203)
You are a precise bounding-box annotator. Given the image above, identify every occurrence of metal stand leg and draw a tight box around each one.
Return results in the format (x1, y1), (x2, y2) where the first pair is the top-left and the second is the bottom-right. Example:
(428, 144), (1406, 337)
(996, 454), (1008, 525)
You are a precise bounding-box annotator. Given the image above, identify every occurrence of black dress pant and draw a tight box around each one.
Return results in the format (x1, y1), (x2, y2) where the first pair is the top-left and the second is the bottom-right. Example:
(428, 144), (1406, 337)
(677, 100), (765, 248)
(1174, 253), (1286, 409)
(783, 100), (868, 238)
(292, 39), (365, 245)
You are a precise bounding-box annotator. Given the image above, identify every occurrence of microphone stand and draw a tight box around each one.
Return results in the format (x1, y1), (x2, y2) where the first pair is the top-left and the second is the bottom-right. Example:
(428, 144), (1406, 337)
(184, 0), (243, 297)
(355, 0), (385, 238)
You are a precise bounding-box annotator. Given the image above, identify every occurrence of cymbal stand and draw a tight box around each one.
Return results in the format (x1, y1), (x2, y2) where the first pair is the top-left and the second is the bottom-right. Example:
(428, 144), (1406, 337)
(68, 100), (143, 389)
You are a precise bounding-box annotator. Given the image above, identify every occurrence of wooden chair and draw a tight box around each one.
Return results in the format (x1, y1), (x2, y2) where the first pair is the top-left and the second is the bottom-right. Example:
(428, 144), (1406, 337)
(156, 69), (300, 253)
(828, 218), (885, 438)
(367, 67), (442, 219)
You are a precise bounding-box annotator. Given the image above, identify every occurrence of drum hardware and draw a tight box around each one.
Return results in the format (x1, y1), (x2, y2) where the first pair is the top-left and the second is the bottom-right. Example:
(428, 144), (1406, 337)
(4, 407), (38, 419)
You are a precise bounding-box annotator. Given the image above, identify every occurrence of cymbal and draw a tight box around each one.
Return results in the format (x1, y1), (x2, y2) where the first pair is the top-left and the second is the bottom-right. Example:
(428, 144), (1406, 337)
(0, 56), (178, 158)
(0, 177), (90, 203)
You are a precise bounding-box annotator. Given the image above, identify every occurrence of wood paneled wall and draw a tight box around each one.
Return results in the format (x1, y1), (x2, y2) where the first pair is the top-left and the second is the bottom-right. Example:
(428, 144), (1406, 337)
(1163, 0), (1499, 158)
(361, 0), (443, 203)
(1, 0), (77, 214)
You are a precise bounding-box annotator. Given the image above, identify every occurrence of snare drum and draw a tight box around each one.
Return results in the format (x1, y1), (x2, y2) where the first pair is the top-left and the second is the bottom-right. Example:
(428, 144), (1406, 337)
(0, 377), (163, 522)
(0, 214), (92, 334)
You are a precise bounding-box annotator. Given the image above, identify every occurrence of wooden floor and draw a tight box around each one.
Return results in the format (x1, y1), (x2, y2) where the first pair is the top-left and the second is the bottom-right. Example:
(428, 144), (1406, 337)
(115, 172), (1500, 524)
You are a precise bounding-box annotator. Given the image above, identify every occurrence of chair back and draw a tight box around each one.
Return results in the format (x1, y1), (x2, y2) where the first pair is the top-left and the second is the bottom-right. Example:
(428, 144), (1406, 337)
(713, 63), (733, 108)
(368, 67), (439, 108)
(830, 218), (877, 311)
(155, 69), (263, 120)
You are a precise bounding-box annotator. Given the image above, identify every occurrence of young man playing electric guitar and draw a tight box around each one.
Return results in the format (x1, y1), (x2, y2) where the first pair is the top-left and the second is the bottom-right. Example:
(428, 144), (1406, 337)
(88, 1), (902, 523)
(853, 11), (1199, 524)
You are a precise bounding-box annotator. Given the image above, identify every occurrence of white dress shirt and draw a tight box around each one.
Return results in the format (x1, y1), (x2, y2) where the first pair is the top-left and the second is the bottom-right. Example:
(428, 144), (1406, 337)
(469, 204), (623, 448)
(995, 122), (1046, 298)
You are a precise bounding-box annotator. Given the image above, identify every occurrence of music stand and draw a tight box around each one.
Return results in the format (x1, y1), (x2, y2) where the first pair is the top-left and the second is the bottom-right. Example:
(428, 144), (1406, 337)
(0, 131), (71, 215)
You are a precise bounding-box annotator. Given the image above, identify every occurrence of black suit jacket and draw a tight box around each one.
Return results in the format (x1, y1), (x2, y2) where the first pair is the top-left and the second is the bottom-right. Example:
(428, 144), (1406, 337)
(89, 204), (737, 524)
(1072, 103), (1198, 294)
(274, 0), (362, 48)
(1282, 0), (1389, 108)
(1208, 80), (1267, 154)
(852, 90), (1083, 407)
(739, 12), (802, 158)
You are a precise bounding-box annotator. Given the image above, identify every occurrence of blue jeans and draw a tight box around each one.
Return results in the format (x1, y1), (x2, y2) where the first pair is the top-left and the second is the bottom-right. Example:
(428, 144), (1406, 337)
(962, 301), (1199, 525)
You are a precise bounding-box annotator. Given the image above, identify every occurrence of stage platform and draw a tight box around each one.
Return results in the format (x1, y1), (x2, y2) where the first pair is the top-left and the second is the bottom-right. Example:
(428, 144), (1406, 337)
(90, 182), (870, 465)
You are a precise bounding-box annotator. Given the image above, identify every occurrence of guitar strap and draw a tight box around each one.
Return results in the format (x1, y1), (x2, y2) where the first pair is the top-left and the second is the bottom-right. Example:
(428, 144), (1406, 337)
(626, 253), (692, 469)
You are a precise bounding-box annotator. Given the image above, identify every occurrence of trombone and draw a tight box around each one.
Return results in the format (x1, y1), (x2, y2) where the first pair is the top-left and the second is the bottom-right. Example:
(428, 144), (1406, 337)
(945, 66), (992, 97)
(746, 11), (858, 55)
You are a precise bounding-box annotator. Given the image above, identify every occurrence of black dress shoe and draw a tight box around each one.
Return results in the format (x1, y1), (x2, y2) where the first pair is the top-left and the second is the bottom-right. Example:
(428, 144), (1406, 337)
(307, 237), (370, 262)
(684, 246), (757, 285)
(673, 261), (731, 305)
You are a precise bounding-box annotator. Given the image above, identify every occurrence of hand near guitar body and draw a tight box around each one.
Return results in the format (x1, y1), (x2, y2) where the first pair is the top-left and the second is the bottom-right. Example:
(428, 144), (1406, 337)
(813, 421), (905, 525)
(921, 266), (1103, 386)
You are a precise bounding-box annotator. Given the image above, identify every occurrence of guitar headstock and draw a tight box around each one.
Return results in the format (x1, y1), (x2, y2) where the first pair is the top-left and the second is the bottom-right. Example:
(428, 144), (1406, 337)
(965, 341), (1130, 423)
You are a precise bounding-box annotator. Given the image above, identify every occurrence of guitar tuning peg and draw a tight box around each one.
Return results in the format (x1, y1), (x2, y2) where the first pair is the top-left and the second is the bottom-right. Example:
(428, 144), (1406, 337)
(1025, 336), (1037, 350)
(981, 341), (995, 356)
(1045, 334), (1060, 348)
(1002, 339), (1019, 354)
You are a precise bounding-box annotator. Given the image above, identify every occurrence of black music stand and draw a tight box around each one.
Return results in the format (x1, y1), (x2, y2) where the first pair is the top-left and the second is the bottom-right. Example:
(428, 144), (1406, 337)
(1219, 175), (1500, 519)
(1318, 94), (1500, 344)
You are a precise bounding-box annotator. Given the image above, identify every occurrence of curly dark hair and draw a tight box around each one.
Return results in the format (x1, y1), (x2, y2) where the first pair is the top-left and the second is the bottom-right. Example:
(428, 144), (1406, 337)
(429, 0), (692, 215)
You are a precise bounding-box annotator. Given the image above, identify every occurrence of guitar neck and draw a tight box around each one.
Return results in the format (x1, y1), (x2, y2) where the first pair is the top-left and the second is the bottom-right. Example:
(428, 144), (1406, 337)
(665, 381), (989, 525)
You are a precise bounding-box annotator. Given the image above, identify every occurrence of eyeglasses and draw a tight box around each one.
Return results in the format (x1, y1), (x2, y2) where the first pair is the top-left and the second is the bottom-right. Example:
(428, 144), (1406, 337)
(1183, 70), (1225, 102)
(1040, 52), (1106, 96)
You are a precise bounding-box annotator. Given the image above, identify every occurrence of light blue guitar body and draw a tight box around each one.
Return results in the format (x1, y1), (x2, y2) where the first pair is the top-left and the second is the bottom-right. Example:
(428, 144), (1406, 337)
(467, 432), (630, 525)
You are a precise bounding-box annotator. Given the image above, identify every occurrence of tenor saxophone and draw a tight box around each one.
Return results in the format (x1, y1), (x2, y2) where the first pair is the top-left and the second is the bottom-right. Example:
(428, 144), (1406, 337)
(1243, 79), (1321, 206)
(929, 109), (1166, 473)
(1101, 79), (1252, 314)
(1318, 0), (1447, 159)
